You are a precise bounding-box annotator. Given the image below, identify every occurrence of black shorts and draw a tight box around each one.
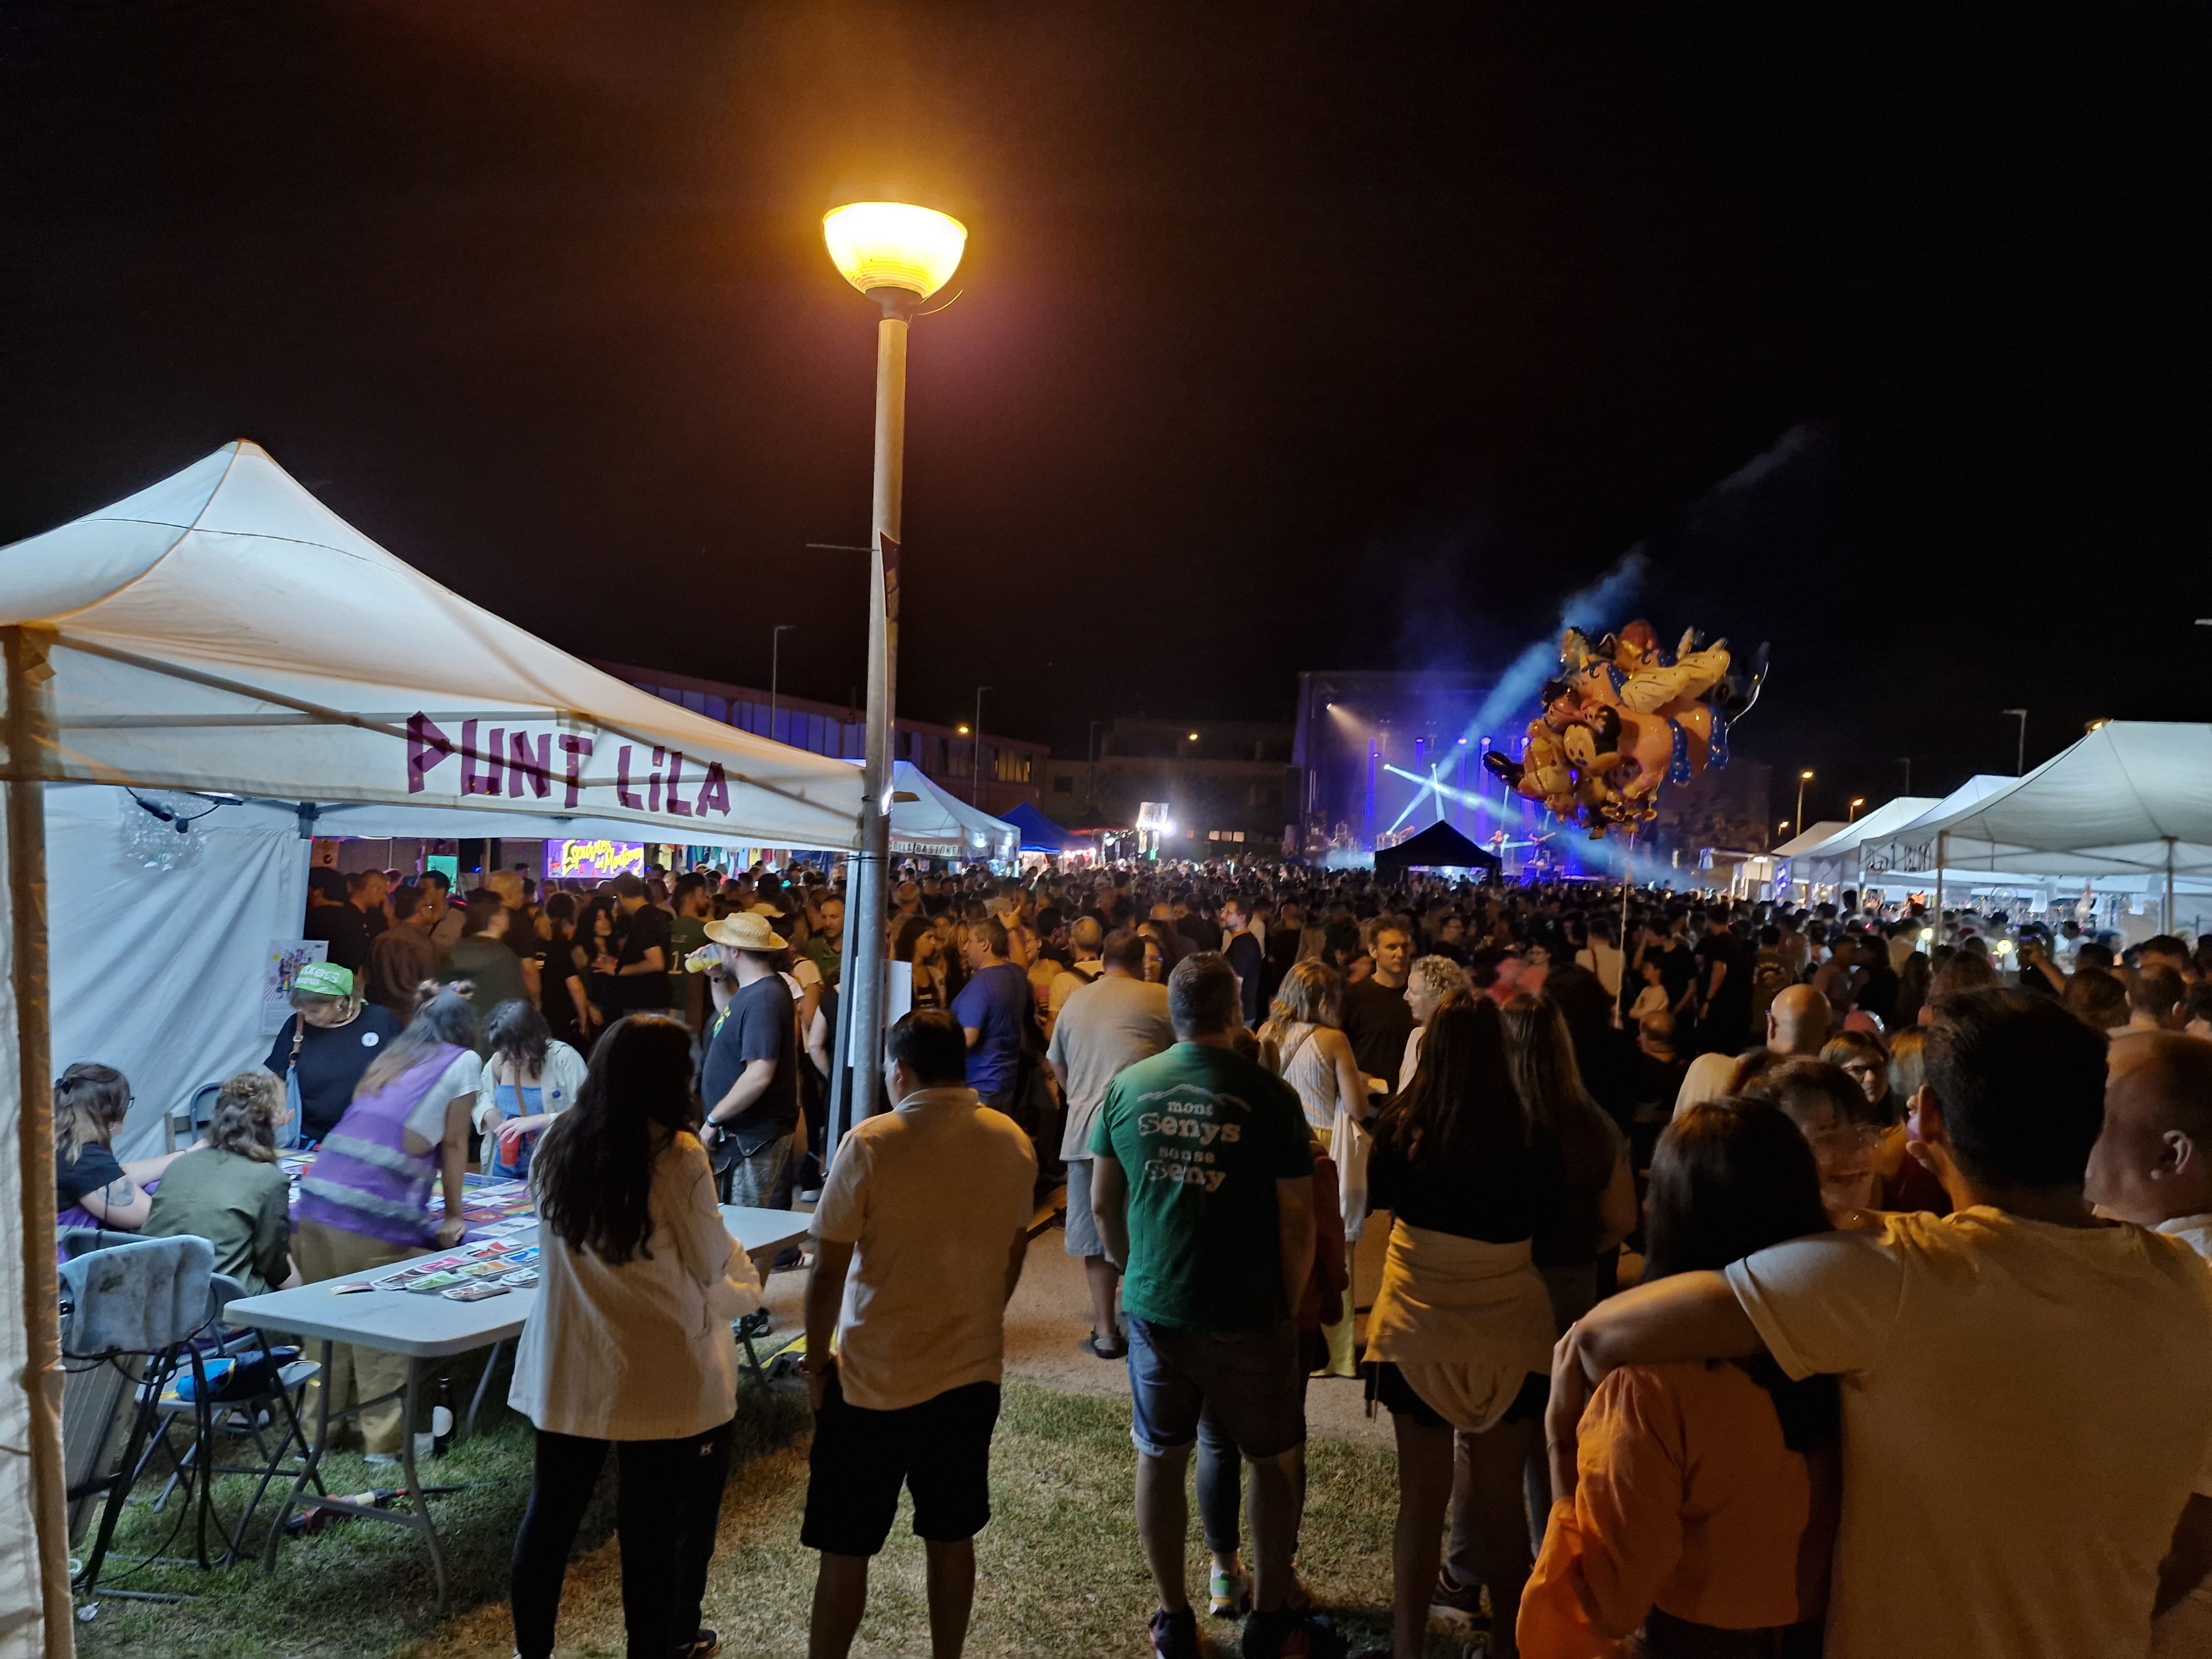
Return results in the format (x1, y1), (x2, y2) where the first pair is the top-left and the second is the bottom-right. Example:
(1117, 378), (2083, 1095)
(800, 1373), (1001, 1557)
(1368, 1361), (1548, 1431)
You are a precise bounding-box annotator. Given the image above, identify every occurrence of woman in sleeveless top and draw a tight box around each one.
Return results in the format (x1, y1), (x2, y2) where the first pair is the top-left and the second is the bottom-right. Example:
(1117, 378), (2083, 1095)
(1260, 959), (1369, 1139)
(1259, 959), (1371, 1379)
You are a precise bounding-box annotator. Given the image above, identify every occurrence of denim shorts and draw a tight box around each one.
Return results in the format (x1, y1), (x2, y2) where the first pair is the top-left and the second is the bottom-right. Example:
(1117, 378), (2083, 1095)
(1125, 1316), (1305, 1462)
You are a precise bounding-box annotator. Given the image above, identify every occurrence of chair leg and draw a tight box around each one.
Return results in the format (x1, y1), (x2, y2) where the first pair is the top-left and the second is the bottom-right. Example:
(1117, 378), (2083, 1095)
(75, 1347), (178, 1597)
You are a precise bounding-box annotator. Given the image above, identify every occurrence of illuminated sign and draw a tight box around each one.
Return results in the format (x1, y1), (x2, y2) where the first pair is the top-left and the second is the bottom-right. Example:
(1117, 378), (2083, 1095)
(549, 839), (645, 881)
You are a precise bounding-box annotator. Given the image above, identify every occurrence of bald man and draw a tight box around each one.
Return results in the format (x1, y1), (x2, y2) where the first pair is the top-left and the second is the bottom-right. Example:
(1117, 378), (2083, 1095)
(2088, 1031), (2212, 1254)
(2086, 1031), (2212, 1647)
(1765, 982), (1833, 1058)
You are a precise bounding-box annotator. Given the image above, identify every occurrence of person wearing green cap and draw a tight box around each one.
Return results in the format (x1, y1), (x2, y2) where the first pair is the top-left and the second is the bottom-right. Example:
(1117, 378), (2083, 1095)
(263, 961), (402, 1143)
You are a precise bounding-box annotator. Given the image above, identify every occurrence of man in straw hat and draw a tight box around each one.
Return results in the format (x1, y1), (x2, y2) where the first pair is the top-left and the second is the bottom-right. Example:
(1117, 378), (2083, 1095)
(699, 909), (801, 1207)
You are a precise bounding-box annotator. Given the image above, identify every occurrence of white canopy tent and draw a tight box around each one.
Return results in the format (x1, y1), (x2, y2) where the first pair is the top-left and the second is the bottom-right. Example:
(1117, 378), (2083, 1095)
(0, 442), (867, 1653)
(1790, 796), (1939, 889)
(1770, 820), (1849, 859)
(881, 760), (1018, 863)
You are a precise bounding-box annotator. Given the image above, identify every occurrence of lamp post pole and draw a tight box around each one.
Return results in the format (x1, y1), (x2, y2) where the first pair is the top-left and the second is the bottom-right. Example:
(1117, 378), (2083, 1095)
(971, 686), (993, 805)
(768, 623), (797, 738)
(820, 199), (967, 1151)
(2004, 708), (2028, 776)
(1796, 770), (1813, 841)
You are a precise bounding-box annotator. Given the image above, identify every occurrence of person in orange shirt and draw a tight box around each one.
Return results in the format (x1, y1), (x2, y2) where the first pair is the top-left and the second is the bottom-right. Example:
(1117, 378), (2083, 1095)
(1521, 1098), (1840, 1658)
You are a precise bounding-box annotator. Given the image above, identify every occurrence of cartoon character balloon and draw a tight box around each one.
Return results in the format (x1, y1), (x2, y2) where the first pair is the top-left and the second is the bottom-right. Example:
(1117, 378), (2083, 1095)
(1484, 621), (1767, 837)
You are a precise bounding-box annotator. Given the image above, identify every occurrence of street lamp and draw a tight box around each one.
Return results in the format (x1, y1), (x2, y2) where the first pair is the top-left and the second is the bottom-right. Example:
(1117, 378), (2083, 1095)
(972, 686), (993, 804)
(1849, 796), (1865, 822)
(768, 624), (797, 737)
(821, 199), (968, 1144)
(2002, 708), (2028, 776)
(1796, 770), (1813, 839)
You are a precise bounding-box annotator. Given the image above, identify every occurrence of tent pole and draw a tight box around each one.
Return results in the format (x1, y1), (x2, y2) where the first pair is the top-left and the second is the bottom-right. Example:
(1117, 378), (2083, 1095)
(1934, 831), (1945, 938)
(2167, 838), (2177, 937)
(4, 627), (70, 1655)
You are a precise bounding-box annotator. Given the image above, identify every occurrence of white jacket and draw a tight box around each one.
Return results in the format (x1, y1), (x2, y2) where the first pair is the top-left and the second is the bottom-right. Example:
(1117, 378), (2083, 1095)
(473, 1040), (589, 1164)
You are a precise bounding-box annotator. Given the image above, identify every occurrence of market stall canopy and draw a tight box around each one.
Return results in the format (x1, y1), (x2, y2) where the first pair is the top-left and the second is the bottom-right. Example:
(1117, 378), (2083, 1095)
(1063, 807), (1130, 834)
(1901, 722), (2212, 880)
(1792, 797), (1940, 878)
(1771, 820), (1849, 858)
(1001, 799), (1079, 853)
(1855, 775), (2016, 879)
(879, 761), (1017, 861)
(1373, 819), (1501, 875)
(0, 441), (864, 848)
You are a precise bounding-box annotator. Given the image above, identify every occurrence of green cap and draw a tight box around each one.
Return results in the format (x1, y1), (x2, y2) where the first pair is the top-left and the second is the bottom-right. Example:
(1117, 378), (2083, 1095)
(293, 962), (354, 999)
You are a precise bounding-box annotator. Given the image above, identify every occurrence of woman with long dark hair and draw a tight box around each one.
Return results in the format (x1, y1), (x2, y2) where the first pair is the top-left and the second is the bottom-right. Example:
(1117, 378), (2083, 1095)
(473, 1000), (587, 1180)
(507, 1014), (760, 1659)
(1500, 994), (1639, 1329)
(1357, 994), (1564, 1659)
(1520, 1099), (1839, 1656)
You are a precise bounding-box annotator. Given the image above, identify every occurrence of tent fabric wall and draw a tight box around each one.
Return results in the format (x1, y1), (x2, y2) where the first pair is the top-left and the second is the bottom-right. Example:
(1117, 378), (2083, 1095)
(49, 789), (309, 1162)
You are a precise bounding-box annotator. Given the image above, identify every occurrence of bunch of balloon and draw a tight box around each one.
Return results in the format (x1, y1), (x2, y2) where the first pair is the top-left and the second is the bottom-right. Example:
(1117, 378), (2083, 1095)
(1483, 621), (1767, 839)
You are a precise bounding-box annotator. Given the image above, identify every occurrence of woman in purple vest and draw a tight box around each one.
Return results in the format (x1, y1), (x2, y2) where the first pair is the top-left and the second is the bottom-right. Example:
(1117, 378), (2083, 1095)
(294, 990), (479, 1459)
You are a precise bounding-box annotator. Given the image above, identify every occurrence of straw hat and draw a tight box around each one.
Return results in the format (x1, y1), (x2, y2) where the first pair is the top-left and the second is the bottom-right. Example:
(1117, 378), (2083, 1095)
(704, 912), (786, 952)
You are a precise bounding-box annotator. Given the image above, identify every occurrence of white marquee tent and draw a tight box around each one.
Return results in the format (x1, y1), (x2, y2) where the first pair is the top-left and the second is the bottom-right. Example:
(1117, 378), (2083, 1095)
(0, 442), (868, 1653)
(882, 760), (1018, 863)
(1788, 796), (1939, 889)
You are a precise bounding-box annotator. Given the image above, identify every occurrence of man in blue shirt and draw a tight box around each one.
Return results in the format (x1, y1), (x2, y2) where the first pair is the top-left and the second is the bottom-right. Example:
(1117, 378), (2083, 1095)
(952, 917), (1031, 1112)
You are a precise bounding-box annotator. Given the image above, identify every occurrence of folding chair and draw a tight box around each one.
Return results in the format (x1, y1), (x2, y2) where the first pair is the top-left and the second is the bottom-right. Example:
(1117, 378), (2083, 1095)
(63, 1233), (222, 1601)
(138, 1280), (322, 1568)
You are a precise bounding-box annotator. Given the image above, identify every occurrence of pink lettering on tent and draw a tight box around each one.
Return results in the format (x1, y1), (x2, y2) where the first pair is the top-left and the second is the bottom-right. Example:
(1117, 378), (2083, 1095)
(461, 722), (504, 796)
(616, 746), (643, 810)
(696, 761), (729, 817)
(560, 734), (594, 807)
(665, 750), (692, 816)
(648, 747), (665, 815)
(407, 712), (453, 794)
(509, 731), (552, 799)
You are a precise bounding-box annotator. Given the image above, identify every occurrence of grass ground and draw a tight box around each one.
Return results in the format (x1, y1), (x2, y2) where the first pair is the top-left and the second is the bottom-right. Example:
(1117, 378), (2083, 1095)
(76, 1378), (1465, 1658)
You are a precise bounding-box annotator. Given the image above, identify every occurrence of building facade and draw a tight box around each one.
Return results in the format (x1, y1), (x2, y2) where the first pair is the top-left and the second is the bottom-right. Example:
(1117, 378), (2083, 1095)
(600, 660), (1047, 818)
(1041, 718), (1295, 852)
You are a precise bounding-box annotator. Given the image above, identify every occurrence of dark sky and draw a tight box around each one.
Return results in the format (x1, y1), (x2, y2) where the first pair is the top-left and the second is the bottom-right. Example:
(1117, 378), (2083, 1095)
(3, 2), (2207, 826)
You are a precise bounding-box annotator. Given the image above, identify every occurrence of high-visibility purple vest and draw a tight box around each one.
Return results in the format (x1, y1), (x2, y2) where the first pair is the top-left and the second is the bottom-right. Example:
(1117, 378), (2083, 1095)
(296, 1045), (466, 1248)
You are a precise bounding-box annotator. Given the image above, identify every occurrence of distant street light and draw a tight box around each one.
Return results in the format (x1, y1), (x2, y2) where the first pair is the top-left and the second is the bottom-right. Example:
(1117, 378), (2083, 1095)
(972, 686), (993, 804)
(1796, 770), (1814, 839)
(821, 198), (968, 1142)
(2003, 708), (2028, 776)
(1849, 796), (1865, 822)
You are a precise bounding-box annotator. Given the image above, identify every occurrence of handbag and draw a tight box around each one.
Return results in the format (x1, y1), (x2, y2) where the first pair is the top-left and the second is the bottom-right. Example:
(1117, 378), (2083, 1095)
(278, 1014), (305, 1150)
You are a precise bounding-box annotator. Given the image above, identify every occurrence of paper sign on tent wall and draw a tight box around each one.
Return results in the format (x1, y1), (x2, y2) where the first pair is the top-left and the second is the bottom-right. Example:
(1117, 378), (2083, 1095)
(262, 940), (328, 1037)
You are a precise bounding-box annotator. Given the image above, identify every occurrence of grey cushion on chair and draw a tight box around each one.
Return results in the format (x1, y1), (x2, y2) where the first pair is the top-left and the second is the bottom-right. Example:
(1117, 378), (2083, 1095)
(60, 1234), (216, 1358)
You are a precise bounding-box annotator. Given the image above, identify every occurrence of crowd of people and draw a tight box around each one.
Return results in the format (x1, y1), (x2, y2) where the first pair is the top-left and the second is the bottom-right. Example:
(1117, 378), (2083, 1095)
(48, 849), (2212, 1659)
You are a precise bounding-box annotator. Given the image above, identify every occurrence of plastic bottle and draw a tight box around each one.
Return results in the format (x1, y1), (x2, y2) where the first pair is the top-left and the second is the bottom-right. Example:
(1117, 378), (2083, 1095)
(431, 1376), (455, 1458)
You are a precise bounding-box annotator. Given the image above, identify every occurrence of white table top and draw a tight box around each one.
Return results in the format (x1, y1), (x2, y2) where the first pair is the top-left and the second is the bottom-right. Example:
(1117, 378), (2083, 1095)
(225, 1205), (810, 1359)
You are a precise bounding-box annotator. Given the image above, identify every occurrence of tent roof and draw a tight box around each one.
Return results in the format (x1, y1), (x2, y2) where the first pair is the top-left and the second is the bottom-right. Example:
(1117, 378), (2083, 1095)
(1794, 796), (1942, 864)
(1374, 819), (1501, 872)
(1903, 722), (2212, 879)
(883, 761), (1016, 860)
(1771, 820), (1850, 858)
(0, 442), (862, 847)
(1001, 799), (1079, 852)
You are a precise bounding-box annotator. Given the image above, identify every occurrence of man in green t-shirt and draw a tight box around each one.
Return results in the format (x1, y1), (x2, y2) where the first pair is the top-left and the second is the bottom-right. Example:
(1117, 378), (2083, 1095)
(1089, 953), (1324, 1659)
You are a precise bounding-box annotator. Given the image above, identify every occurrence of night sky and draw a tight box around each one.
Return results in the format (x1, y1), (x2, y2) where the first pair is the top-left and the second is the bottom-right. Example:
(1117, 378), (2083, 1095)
(3, 3), (2206, 826)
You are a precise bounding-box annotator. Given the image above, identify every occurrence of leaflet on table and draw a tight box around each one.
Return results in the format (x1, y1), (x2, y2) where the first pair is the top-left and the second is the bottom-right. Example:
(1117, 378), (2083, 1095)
(368, 1240), (541, 1296)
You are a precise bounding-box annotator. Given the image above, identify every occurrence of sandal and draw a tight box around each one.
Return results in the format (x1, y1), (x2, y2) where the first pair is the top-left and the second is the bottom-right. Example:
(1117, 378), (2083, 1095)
(1082, 1332), (1128, 1359)
(1208, 1562), (1251, 1619)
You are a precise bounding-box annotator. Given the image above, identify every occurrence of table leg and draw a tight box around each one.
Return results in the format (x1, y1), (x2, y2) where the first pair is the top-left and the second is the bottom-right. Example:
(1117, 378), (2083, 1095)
(465, 1338), (505, 1439)
(396, 1361), (449, 1614)
(263, 1339), (335, 1571)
